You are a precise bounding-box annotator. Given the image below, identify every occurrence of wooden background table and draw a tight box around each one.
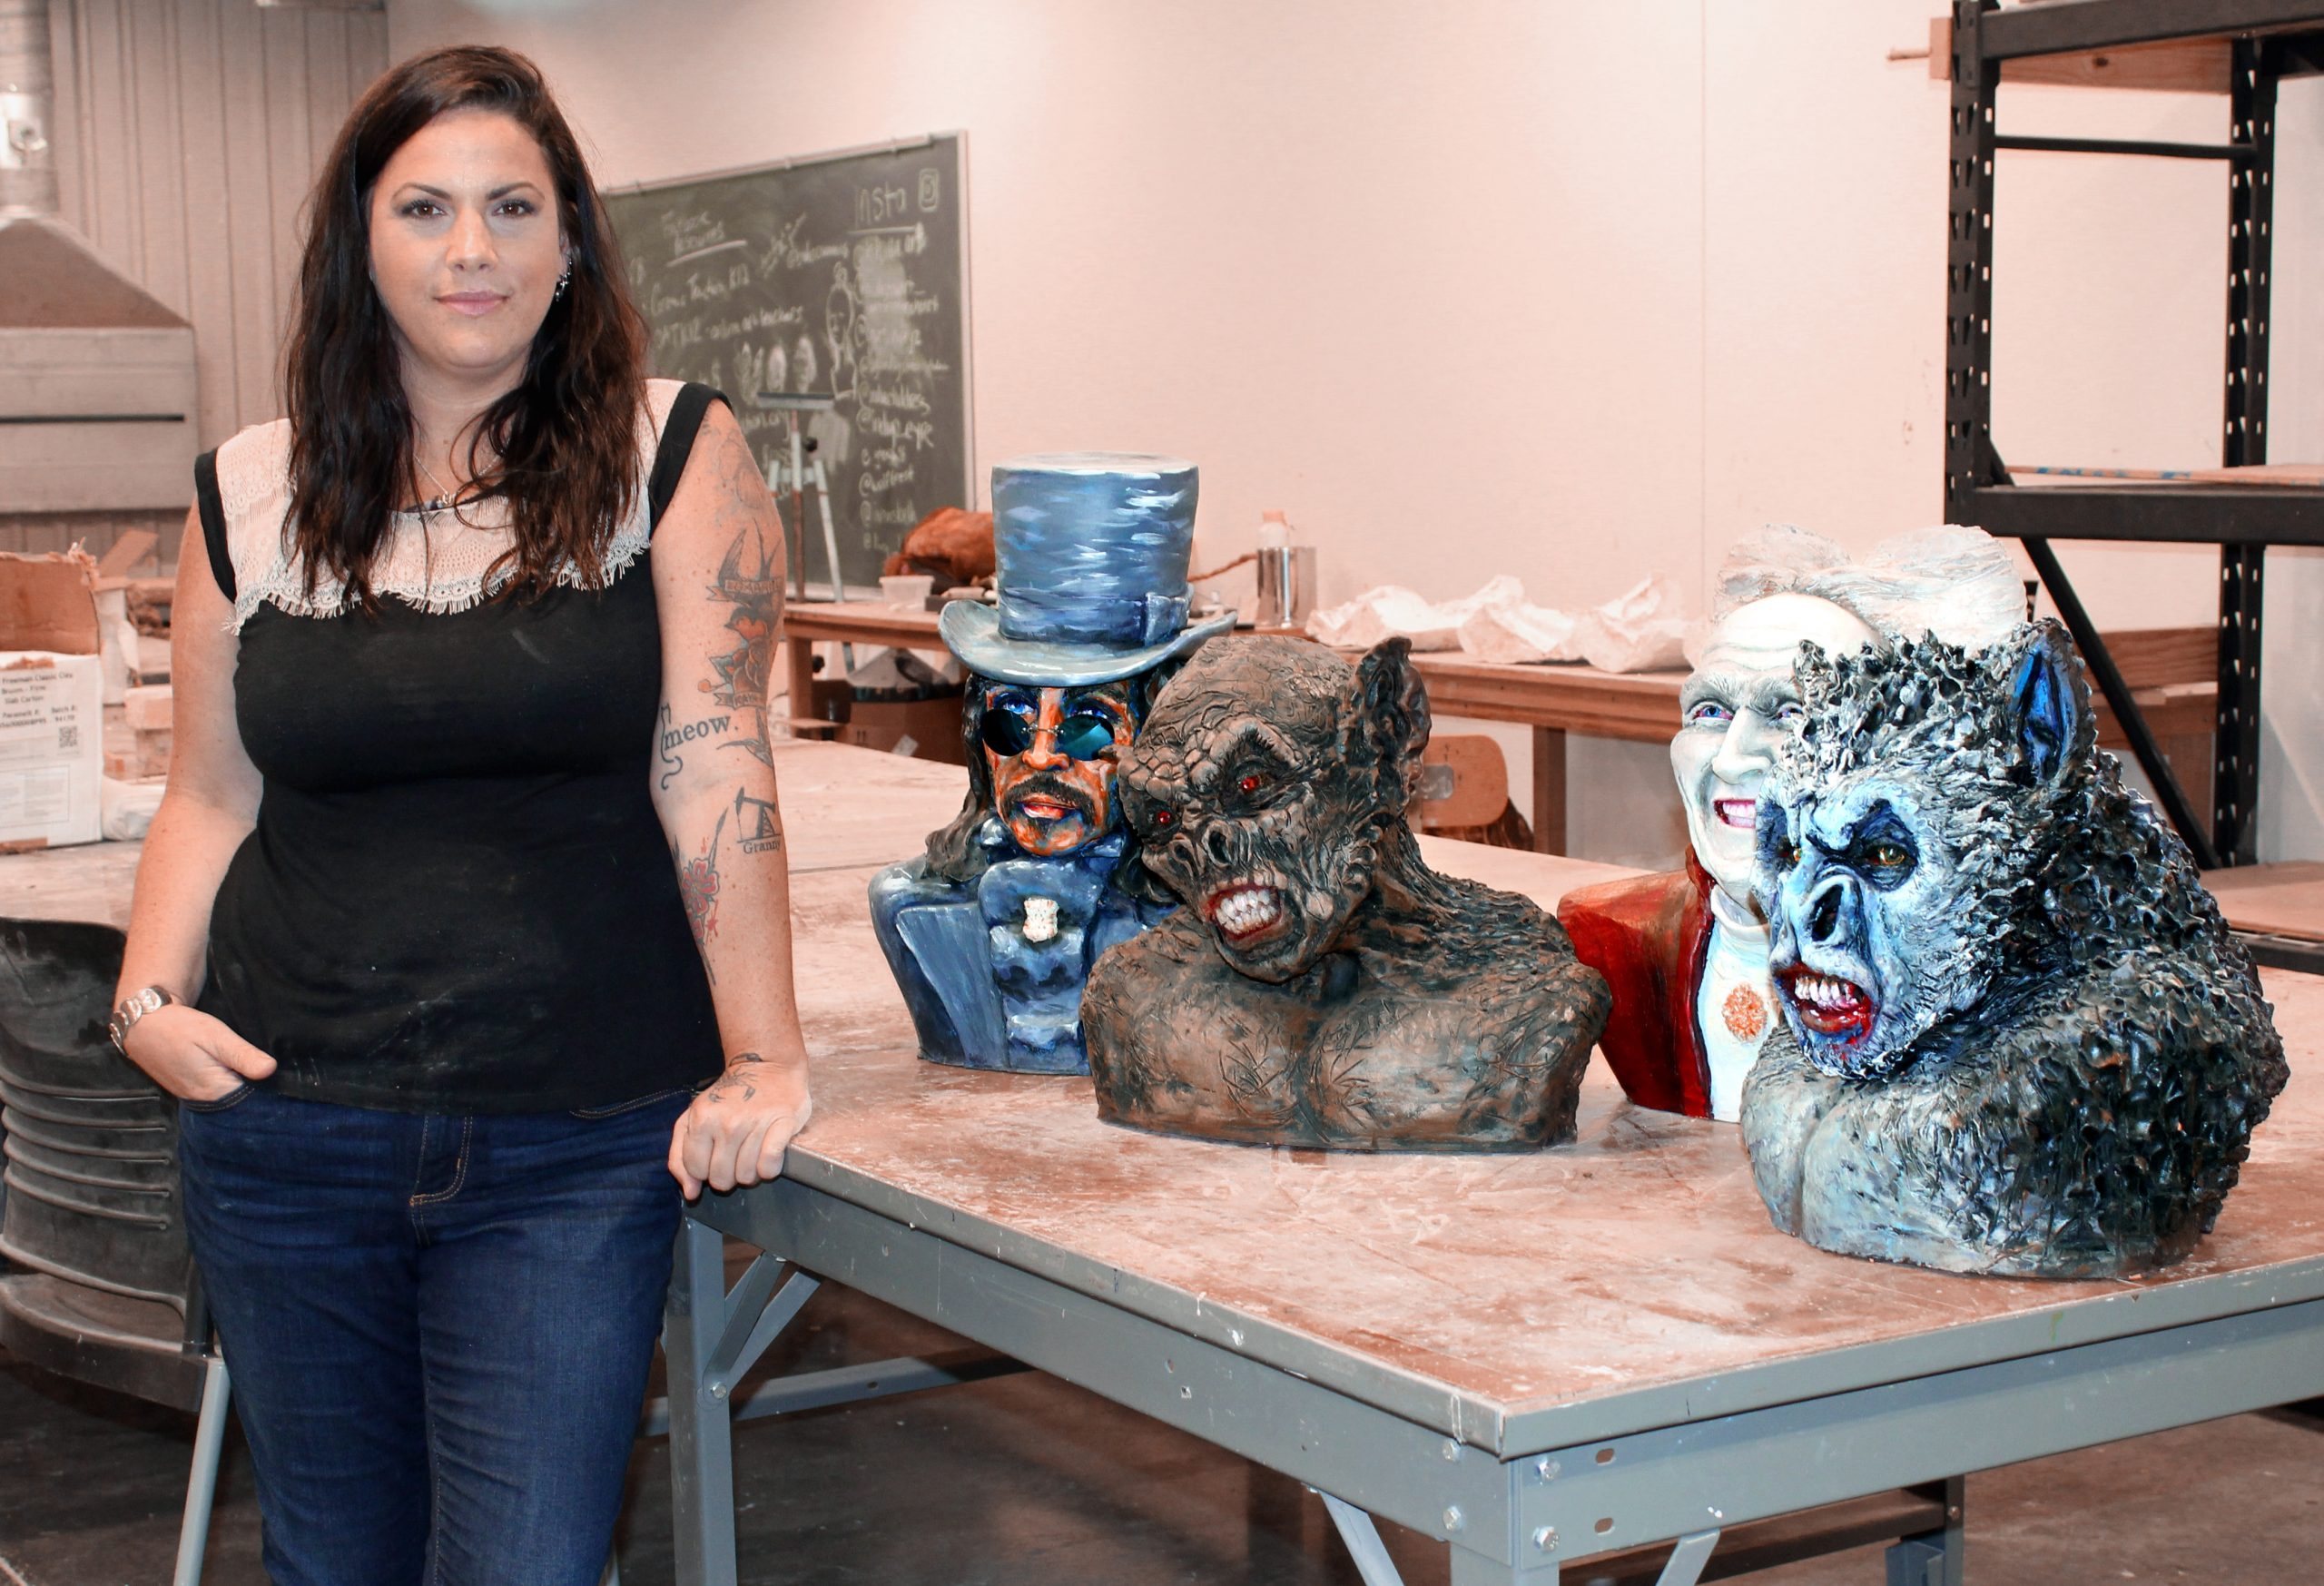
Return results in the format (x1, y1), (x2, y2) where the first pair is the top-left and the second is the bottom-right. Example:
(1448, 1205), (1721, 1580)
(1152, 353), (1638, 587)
(777, 602), (2220, 859)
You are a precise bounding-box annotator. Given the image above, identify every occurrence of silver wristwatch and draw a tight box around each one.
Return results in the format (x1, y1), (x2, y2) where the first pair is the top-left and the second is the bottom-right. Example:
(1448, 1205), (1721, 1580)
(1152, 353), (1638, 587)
(107, 985), (181, 1053)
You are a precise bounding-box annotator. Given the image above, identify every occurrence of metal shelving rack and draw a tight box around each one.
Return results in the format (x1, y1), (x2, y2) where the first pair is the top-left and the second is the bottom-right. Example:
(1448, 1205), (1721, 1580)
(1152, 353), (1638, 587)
(1944, 0), (2324, 881)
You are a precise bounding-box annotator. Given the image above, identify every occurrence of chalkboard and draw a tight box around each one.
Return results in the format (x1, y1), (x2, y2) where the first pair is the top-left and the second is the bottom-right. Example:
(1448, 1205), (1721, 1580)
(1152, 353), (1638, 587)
(606, 134), (972, 593)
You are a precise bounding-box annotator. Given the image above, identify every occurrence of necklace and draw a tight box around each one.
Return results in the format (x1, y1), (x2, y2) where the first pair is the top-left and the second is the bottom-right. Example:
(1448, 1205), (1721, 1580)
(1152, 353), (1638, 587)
(411, 455), (465, 518)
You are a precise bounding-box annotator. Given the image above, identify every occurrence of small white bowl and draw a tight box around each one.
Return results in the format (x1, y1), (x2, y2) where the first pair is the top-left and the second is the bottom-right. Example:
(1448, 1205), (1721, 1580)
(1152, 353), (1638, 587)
(880, 574), (934, 609)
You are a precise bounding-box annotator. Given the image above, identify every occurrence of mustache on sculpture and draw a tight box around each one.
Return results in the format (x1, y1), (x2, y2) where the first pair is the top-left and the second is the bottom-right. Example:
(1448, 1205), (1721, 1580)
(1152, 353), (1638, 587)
(1005, 773), (1099, 823)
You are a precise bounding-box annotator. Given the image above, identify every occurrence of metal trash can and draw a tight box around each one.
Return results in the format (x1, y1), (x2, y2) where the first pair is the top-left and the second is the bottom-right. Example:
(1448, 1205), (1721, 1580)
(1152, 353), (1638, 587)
(0, 917), (203, 1406)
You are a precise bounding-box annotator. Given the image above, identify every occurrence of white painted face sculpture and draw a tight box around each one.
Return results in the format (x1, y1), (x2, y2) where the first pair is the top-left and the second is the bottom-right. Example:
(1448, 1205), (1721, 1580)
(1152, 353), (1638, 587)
(1671, 593), (1879, 904)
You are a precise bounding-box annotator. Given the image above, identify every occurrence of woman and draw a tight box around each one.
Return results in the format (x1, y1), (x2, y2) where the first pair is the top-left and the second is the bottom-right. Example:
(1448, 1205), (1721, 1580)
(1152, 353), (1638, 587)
(110, 46), (810, 1583)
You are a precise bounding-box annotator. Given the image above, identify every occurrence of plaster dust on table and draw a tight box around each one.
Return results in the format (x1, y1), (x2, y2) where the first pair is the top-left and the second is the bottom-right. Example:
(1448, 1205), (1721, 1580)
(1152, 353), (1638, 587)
(780, 802), (2324, 1418)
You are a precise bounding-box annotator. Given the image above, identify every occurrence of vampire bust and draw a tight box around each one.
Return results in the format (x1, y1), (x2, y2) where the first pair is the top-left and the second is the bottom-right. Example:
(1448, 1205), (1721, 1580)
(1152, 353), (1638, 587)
(1557, 525), (2023, 1120)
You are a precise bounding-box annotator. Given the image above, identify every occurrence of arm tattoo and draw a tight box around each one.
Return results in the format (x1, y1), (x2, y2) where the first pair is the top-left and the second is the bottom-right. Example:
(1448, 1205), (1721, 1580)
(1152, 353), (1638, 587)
(734, 786), (784, 854)
(705, 1051), (767, 1104)
(701, 426), (782, 767)
(655, 702), (678, 785)
(677, 808), (729, 984)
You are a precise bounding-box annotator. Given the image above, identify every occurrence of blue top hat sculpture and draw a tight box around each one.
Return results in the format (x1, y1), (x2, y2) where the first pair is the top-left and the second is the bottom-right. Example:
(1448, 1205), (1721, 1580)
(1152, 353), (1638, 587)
(940, 453), (1236, 685)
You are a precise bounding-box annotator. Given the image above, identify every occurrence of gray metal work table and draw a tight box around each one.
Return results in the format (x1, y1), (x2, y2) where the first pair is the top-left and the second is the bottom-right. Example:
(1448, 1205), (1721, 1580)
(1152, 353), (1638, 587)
(665, 830), (2324, 1586)
(6, 746), (2317, 1584)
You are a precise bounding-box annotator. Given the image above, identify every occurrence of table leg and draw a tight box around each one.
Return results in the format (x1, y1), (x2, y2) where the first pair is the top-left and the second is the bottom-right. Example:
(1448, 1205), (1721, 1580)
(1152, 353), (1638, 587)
(1531, 728), (1567, 856)
(665, 1217), (738, 1586)
(172, 1354), (231, 1586)
(1446, 1541), (1563, 1584)
(1318, 1492), (1413, 1586)
(783, 634), (818, 730)
(1884, 1475), (1965, 1586)
(1649, 1530), (1720, 1585)
(1245, 1462), (1309, 1575)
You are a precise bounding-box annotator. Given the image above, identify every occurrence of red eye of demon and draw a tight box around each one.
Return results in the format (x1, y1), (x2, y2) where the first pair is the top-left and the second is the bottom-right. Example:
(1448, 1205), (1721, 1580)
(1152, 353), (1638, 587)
(1153, 809), (1175, 828)
(1238, 774), (1263, 795)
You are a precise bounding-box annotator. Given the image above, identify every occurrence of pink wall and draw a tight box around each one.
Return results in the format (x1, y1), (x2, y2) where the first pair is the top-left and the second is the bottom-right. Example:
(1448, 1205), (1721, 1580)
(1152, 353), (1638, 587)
(386, 0), (2322, 864)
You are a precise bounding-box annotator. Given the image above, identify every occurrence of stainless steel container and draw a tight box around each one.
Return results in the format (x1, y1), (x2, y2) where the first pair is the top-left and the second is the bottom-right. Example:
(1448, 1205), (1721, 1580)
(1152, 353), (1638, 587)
(1255, 546), (1317, 628)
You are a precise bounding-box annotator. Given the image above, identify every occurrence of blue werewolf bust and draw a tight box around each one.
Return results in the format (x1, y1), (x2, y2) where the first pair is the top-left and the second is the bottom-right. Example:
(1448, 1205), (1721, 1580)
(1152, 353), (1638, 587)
(1740, 621), (2288, 1278)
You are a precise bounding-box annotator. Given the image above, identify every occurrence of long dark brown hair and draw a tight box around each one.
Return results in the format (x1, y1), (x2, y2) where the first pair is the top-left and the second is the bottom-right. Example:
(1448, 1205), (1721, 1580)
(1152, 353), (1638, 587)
(283, 46), (647, 606)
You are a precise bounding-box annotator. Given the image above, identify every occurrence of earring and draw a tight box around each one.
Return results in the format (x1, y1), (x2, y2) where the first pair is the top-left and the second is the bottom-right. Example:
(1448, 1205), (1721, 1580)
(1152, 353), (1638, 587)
(554, 267), (571, 301)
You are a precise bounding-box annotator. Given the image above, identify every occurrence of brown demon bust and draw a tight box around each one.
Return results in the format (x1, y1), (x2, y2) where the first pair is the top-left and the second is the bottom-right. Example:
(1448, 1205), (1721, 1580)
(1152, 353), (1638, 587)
(1080, 635), (1610, 1150)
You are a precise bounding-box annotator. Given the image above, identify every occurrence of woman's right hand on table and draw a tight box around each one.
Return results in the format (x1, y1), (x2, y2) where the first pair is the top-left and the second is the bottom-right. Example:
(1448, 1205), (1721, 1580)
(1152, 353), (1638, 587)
(122, 1006), (279, 1102)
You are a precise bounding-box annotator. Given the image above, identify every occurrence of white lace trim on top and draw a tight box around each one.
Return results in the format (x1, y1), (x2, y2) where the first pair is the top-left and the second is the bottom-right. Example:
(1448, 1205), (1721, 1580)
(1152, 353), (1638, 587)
(216, 380), (684, 633)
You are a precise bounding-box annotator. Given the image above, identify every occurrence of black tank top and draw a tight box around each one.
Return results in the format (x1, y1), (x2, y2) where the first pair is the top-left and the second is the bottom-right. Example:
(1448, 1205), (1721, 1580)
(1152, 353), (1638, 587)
(191, 385), (726, 1113)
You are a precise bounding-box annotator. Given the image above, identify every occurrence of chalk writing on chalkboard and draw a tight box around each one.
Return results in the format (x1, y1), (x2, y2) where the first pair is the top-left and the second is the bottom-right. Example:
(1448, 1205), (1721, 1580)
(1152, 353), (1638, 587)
(606, 134), (972, 593)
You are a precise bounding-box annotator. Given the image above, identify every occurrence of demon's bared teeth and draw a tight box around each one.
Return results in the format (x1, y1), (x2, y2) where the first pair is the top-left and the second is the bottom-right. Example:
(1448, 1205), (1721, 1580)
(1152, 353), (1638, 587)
(1207, 883), (1283, 940)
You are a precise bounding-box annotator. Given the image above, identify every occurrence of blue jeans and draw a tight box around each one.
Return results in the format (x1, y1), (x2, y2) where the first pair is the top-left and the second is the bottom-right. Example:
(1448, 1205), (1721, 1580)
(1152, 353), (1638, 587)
(177, 1084), (692, 1586)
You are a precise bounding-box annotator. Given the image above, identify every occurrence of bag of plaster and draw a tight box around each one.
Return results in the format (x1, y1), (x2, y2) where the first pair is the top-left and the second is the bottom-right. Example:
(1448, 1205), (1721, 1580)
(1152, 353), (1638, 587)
(1570, 576), (1689, 673)
(1305, 576), (1525, 652)
(1458, 598), (1584, 665)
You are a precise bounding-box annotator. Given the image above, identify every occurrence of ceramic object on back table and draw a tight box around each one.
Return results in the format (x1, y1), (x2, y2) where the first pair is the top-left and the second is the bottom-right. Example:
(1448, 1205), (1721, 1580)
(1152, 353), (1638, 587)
(868, 454), (1232, 1074)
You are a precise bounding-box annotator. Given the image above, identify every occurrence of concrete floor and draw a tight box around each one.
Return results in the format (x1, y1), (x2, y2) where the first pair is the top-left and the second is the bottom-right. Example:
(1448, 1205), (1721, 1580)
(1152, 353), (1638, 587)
(2, 1271), (2319, 1586)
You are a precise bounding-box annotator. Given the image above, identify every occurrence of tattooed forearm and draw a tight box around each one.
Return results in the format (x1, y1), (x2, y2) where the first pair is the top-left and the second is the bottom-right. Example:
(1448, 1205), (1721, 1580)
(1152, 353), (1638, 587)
(676, 808), (729, 983)
(700, 421), (783, 766)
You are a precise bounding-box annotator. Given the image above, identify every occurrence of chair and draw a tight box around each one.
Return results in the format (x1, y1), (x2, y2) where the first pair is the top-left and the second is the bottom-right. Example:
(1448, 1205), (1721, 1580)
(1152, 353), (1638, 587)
(1413, 734), (1535, 849)
(0, 916), (231, 1586)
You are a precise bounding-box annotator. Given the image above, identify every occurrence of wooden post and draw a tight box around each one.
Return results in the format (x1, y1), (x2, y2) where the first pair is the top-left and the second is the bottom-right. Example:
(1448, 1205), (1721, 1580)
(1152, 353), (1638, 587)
(783, 633), (820, 735)
(1531, 727), (1567, 856)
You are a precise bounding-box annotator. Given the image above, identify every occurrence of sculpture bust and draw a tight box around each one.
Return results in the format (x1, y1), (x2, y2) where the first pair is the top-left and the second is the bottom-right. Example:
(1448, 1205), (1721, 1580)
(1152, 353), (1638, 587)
(1558, 525), (2024, 1119)
(1080, 635), (1610, 1150)
(1740, 622), (2288, 1277)
(868, 454), (1231, 1073)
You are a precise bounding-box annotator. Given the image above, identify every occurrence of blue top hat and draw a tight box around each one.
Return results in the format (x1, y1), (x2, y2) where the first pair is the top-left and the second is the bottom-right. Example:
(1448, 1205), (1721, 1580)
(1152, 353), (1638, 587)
(939, 453), (1236, 686)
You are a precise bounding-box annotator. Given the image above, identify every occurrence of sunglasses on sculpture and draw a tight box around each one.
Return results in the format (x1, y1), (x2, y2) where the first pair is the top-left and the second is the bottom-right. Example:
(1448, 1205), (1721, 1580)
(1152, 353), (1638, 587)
(980, 694), (1123, 762)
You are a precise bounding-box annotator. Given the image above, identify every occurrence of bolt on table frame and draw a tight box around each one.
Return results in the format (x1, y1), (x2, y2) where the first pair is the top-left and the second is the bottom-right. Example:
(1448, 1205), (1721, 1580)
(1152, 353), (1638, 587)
(663, 1172), (2324, 1586)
